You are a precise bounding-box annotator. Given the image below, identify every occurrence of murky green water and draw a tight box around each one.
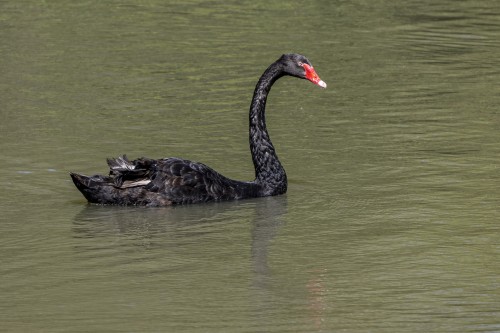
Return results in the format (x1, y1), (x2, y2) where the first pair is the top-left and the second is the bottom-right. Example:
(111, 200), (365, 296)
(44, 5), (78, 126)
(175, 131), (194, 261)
(1, 1), (499, 332)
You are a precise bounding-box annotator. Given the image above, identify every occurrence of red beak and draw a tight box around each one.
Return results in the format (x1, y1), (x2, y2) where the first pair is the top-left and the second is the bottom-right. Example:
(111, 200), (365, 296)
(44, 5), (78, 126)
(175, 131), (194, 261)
(303, 63), (327, 88)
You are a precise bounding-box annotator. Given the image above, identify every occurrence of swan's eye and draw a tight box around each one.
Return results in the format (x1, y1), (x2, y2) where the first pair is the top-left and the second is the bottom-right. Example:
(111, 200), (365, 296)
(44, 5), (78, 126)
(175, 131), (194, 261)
(298, 62), (304, 67)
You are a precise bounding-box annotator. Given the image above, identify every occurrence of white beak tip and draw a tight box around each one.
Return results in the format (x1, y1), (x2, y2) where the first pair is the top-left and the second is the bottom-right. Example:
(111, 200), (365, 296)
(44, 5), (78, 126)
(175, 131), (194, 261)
(318, 80), (327, 88)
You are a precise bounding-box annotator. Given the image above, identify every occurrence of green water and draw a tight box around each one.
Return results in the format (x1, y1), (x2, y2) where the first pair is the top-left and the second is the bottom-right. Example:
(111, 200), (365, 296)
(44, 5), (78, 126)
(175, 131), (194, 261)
(1, 1), (499, 332)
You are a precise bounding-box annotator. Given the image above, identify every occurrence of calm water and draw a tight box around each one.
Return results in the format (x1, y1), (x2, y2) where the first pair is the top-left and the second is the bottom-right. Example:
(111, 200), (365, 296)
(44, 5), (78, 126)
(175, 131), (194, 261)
(1, 1), (499, 332)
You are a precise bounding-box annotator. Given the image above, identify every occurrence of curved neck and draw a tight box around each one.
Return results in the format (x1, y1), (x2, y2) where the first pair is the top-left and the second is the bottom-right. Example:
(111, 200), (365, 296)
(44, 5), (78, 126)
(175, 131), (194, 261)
(249, 62), (287, 195)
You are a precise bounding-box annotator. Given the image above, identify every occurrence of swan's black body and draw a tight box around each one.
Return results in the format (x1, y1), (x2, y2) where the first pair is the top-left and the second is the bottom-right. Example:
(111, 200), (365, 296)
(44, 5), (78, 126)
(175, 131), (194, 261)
(70, 54), (326, 206)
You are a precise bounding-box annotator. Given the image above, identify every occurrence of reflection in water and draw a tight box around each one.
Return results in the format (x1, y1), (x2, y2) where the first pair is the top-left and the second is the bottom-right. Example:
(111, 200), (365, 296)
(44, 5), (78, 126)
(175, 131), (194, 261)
(250, 196), (287, 282)
(72, 196), (298, 331)
(248, 197), (287, 329)
(73, 203), (231, 239)
(306, 268), (327, 331)
(72, 197), (287, 244)
(73, 197), (330, 332)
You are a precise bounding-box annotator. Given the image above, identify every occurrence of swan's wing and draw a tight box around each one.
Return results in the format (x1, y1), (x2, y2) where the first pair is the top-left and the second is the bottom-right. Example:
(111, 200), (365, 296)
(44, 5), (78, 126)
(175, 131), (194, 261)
(106, 155), (244, 204)
(146, 157), (240, 204)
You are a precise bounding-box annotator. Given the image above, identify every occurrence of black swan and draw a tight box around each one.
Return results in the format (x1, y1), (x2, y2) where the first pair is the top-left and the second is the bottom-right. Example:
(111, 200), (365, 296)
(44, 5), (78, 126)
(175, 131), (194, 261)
(70, 53), (326, 206)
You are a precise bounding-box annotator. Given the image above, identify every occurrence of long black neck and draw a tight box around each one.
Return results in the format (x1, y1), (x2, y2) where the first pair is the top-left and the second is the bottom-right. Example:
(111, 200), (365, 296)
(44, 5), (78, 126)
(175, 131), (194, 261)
(249, 61), (287, 196)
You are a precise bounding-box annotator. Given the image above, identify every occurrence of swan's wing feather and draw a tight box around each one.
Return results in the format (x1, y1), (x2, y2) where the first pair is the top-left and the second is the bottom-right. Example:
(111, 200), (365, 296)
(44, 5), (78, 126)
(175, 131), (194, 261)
(106, 155), (155, 188)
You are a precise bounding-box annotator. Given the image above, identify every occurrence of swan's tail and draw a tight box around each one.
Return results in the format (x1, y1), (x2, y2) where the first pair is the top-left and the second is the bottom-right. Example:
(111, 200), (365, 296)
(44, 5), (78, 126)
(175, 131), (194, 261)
(70, 173), (117, 204)
(70, 156), (159, 205)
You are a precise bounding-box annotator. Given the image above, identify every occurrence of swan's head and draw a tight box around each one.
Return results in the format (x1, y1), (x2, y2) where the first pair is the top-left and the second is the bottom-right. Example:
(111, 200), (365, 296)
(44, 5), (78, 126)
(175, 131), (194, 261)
(280, 53), (327, 88)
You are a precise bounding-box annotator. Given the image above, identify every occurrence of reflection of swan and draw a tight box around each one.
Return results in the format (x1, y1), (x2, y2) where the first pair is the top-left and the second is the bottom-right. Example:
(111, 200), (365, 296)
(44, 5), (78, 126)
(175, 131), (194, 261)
(70, 54), (326, 206)
(250, 196), (287, 280)
(72, 200), (251, 240)
(72, 196), (289, 329)
(248, 196), (288, 329)
(72, 196), (287, 246)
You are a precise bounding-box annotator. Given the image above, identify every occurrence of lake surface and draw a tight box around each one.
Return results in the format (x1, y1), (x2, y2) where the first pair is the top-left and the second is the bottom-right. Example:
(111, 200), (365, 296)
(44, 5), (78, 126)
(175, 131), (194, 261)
(1, 1), (499, 332)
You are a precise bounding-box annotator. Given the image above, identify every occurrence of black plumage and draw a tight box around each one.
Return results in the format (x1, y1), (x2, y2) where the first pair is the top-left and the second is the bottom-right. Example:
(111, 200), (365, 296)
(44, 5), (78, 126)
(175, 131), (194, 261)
(70, 53), (326, 206)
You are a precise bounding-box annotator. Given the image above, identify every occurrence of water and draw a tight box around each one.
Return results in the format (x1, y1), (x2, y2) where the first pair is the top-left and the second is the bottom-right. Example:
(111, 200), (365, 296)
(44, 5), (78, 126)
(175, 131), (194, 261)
(1, 1), (499, 332)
